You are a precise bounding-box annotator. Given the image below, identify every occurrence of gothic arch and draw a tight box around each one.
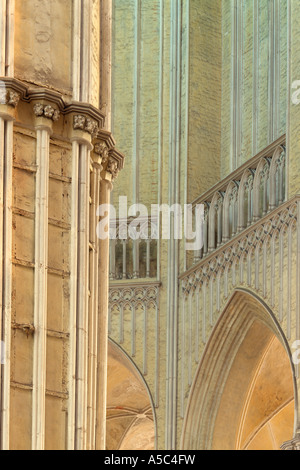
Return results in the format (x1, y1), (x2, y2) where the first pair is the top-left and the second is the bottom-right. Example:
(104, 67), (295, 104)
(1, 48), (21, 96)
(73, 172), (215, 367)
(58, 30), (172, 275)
(106, 339), (157, 450)
(181, 289), (298, 450)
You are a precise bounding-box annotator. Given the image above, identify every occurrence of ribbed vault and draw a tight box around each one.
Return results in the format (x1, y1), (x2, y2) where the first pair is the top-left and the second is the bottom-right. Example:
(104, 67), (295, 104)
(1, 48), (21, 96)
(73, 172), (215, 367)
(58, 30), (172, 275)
(106, 340), (156, 450)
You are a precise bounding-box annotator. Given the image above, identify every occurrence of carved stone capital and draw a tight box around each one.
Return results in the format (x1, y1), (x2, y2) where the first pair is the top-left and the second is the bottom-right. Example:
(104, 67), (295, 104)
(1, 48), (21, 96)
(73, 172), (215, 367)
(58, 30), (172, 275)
(33, 103), (60, 122)
(281, 434), (300, 451)
(0, 88), (21, 108)
(94, 142), (109, 164)
(106, 158), (119, 181)
(73, 115), (99, 136)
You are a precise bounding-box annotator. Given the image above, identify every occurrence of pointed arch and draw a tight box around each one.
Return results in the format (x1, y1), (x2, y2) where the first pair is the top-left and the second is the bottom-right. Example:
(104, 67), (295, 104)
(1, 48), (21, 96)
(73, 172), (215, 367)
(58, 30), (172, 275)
(106, 339), (157, 450)
(181, 289), (298, 450)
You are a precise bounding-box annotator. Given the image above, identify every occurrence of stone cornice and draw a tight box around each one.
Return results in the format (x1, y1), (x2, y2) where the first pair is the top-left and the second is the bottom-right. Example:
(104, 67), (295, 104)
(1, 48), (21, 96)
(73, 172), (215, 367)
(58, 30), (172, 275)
(0, 77), (126, 177)
(0, 77), (105, 128)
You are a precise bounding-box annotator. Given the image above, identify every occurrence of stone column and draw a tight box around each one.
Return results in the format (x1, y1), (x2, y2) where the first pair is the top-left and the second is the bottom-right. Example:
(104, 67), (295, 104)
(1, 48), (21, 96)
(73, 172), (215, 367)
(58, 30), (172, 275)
(87, 149), (102, 450)
(96, 148), (122, 450)
(32, 115), (51, 451)
(31, 102), (60, 451)
(0, 0), (15, 77)
(0, 92), (18, 450)
(96, 173), (112, 450)
(0, 3), (16, 449)
(100, 0), (113, 130)
(69, 117), (95, 451)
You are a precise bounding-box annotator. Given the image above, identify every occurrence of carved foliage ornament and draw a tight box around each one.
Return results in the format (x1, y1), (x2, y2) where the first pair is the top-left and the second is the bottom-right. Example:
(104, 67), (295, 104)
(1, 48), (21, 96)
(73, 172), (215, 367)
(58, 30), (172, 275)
(107, 158), (119, 181)
(94, 142), (109, 164)
(0, 88), (21, 108)
(33, 103), (60, 122)
(74, 114), (99, 136)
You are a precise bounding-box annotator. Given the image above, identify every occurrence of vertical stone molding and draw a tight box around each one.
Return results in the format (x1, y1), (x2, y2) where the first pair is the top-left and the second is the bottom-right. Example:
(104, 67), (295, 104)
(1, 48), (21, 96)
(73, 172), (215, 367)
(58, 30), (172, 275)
(0, 2), (124, 448)
(67, 140), (80, 450)
(68, 126), (93, 450)
(72, 0), (92, 103)
(31, 122), (52, 451)
(76, 143), (90, 450)
(0, 0), (15, 76)
(87, 152), (102, 450)
(0, 114), (14, 450)
(96, 174), (113, 451)
(100, 0), (113, 129)
(73, 142), (91, 451)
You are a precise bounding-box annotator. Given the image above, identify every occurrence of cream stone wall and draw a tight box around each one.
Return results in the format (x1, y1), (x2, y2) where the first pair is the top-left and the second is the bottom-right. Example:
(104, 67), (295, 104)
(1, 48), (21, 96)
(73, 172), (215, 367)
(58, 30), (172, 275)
(2, 0), (299, 452)
(187, 0), (222, 201)
(109, 0), (300, 452)
(0, 0), (125, 451)
(14, 0), (73, 96)
(288, 0), (300, 197)
(110, 0), (222, 450)
(221, 0), (288, 177)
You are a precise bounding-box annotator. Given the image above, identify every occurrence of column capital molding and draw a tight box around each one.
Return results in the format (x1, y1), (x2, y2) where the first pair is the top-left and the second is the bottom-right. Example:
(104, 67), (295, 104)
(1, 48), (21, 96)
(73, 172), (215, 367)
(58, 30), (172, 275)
(33, 102), (61, 122)
(0, 77), (126, 180)
(0, 80), (22, 120)
(0, 77), (106, 128)
(92, 130), (125, 183)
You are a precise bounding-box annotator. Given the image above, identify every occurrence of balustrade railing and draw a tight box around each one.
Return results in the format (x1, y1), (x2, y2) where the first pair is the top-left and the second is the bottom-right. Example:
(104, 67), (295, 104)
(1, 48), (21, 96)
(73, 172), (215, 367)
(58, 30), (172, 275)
(189, 136), (286, 267)
(109, 216), (158, 281)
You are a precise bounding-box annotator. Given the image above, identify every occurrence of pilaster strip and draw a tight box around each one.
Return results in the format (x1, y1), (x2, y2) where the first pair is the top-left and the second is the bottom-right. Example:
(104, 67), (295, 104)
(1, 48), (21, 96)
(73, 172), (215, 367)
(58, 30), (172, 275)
(180, 293), (186, 419)
(203, 282), (207, 345)
(155, 303), (159, 408)
(269, 0), (275, 143)
(253, 0), (259, 155)
(188, 292), (192, 387)
(274, 0), (281, 139)
(287, 224), (292, 340)
(0, 0), (6, 75)
(67, 141), (79, 449)
(75, 143), (90, 450)
(133, 0), (141, 205)
(72, 0), (81, 101)
(279, 229), (284, 322)
(6, 0), (15, 77)
(195, 288), (200, 364)
(32, 126), (50, 451)
(131, 304), (136, 357)
(232, 0), (243, 169)
(297, 201), (300, 379)
(0, 118), (13, 450)
(143, 305), (148, 376)
(0, 117), (4, 447)
(166, 0), (181, 449)
(81, 0), (92, 103)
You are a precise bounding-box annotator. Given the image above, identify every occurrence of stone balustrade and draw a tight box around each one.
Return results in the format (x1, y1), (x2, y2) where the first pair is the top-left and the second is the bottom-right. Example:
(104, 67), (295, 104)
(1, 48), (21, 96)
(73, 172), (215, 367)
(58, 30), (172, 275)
(109, 216), (158, 280)
(190, 135), (286, 267)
